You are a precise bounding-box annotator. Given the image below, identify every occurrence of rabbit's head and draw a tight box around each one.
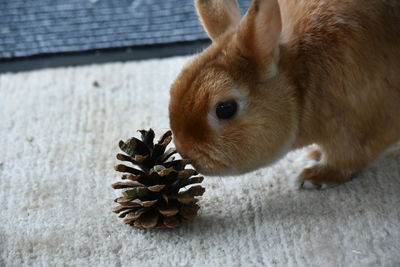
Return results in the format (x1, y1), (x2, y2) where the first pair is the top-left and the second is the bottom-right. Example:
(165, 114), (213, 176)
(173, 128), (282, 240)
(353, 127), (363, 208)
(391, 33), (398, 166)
(169, 0), (298, 175)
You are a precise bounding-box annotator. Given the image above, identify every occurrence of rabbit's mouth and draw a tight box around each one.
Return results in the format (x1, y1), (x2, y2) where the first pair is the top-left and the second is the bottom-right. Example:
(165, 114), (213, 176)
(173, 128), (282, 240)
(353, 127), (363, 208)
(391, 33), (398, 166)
(174, 141), (230, 176)
(190, 159), (230, 176)
(186, 147), (234, 176)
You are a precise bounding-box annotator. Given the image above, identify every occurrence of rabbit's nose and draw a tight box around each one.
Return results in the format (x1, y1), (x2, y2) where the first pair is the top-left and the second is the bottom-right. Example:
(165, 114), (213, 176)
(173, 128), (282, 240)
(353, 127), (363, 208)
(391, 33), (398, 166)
(180, 153), (188, 159)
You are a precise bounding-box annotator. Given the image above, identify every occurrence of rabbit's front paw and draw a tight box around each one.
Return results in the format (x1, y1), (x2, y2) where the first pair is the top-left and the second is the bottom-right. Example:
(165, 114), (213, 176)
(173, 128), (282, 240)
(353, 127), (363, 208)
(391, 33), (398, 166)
(297, 164), (339, 190)
(290, 147), (340, 190)
(289, 147), (324, 189)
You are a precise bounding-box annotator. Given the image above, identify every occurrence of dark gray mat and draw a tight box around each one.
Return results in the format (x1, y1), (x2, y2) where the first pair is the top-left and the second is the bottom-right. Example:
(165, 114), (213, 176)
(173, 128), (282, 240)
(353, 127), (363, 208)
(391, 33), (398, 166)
(0, 0), (251, 59)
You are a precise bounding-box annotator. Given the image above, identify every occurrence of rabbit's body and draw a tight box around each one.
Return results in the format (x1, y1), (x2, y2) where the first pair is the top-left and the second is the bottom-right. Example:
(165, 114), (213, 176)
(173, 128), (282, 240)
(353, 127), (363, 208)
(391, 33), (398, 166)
(169, 0), (400, 188)
(280, 0), (400, 183)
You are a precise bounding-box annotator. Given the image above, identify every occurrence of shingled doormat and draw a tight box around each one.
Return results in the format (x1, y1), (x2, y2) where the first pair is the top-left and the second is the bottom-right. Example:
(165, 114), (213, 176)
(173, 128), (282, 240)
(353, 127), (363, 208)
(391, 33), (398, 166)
(0, 0), (251, 60)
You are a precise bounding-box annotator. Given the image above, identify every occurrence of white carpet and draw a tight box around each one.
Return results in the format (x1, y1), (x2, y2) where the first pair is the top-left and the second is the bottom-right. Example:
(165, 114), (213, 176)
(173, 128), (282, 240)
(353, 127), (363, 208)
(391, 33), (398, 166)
(0, 56), (399, 267)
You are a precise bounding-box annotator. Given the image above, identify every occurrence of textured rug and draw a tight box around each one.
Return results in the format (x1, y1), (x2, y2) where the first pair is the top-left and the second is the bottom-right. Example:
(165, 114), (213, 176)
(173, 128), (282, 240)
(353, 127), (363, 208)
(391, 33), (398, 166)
(0, 56), (399, 267)
(0, 0), (250, 59)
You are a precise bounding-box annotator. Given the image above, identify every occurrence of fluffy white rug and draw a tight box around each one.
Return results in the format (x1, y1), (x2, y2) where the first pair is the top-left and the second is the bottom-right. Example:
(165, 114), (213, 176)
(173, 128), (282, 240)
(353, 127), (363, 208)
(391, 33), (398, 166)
(0, 56), (399, 267)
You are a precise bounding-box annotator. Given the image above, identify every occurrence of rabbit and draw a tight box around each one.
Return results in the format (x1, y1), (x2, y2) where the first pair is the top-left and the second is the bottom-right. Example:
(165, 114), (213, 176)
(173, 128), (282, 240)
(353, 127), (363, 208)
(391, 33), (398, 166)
(168, 0), (400, 189)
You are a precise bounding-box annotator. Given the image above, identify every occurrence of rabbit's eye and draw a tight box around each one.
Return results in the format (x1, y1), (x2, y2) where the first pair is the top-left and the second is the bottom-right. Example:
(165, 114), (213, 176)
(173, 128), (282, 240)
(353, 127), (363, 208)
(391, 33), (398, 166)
(216, 100), (238, 120)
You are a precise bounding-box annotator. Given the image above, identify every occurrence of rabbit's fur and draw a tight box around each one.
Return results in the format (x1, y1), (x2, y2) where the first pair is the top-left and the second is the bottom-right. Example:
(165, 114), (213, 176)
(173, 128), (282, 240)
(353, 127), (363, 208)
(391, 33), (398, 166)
(169, 0), (400, 187)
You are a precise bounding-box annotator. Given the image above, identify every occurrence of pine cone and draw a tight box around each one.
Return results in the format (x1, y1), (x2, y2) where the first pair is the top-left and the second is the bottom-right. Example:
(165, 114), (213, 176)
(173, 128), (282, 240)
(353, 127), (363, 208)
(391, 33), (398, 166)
(112, 129), (205, 229)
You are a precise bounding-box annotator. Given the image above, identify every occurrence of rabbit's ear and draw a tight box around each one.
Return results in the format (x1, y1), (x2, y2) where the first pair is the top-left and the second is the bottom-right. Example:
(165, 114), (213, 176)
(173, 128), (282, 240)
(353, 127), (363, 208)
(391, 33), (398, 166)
(196, 0), (241, 41)
(237, 0), (282, 77)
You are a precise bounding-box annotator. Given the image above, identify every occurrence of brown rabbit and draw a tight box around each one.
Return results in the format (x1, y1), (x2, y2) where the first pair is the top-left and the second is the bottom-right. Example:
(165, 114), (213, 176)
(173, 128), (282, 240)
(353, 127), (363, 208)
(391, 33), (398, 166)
(169, 0), (400, 188)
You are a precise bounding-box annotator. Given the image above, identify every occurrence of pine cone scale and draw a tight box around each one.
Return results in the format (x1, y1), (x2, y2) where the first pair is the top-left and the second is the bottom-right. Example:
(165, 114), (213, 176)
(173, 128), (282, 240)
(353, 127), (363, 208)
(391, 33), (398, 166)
(121, 187), (149, 198)
(115, 164), (144, 176)
(147, 184), (166, 192)
(136, 210), (160, 228)
(114, 197), (138, 205)
(121, 174), (141, 181)
(163, 216), (181, 228)
(158, 206), (179, 216)
(179, 204), (200, 221)
(123, 208), (148, 223)
(160, 148), (177, 162)
(157, 131), (172, 145)
(139, 129), (155, 149)
(119, 208), (140, 218)
(120, 138), (149, 156)
(179, 177), (204, 188)
(111, 181), (144, 189)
